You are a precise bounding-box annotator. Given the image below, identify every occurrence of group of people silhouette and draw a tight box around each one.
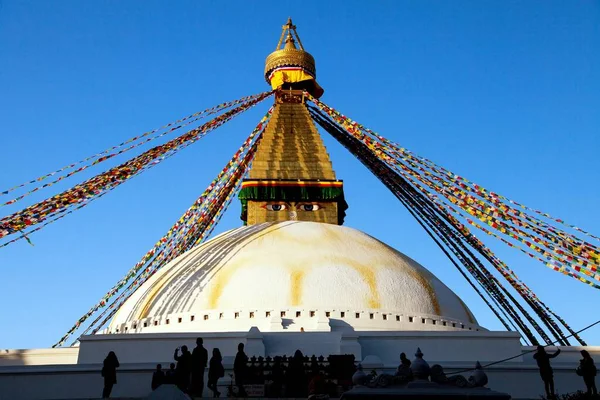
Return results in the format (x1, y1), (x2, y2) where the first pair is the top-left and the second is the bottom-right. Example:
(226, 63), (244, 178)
(100, 343), (597, 398)
(534, 346), (597, 398)
(100, 342), (326, 398)
(150, 338), (227, 397)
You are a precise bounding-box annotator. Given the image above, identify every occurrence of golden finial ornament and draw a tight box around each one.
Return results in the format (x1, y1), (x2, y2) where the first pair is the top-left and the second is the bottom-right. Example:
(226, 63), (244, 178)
(265, 18), (322, 97)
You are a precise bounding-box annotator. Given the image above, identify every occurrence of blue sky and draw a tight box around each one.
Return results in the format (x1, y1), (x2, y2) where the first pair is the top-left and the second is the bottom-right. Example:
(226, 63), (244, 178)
(0, 1), (599, 349)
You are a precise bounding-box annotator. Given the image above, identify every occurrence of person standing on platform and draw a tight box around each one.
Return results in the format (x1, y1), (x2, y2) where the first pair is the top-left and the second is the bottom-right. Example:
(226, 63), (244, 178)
(191, 337), (209, 397)
(285, 350), (307, 398)
(395, 352), (412, 378)
(577, 350), (598, 396)
(400, 352), (411, 368)
(165, 363), (177, 385)
(533, 346), (561, 399)
(101, 351), (120, 398)
(151, 364), (165, 391)
(174, 345), (192, 393)
(269, 356), (284, 397)
(234, 343), (249, 397)
(208, 348), (225, 398)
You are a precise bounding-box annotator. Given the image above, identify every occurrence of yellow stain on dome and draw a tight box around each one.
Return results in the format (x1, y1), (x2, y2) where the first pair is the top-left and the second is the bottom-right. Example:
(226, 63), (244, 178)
(204, 248), (384, 309)
(410, 269), (440, 316)
(368, 239), (441, 315)
(316, 254), (381, 308)
(203, 254), (442, 313)
(134, 223), (441, 316)
(202, 235), (438, 312)
(351, 263), (380, 308)
(290, 270), (305, 306)
(208, 260), (238, 309)
(207, 257), (312, 308)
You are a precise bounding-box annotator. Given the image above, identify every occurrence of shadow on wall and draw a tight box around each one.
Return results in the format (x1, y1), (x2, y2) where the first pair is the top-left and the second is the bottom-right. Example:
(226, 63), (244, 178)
(282, 318), (295, 329)
(329, 319), (357, 332)
(0, 349), (27, 366)
(0, 348), (79, 366)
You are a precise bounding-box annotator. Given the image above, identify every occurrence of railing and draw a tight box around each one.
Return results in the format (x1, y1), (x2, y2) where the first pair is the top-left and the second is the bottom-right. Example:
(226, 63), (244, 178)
(219, 354), (356, 398)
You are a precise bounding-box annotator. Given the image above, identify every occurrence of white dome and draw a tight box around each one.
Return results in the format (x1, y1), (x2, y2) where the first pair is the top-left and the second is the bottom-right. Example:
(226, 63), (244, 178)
(108, 221), (479, 333)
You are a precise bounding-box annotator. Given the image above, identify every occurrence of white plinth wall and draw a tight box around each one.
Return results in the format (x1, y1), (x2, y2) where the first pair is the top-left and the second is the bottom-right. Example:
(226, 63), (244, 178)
(0, 328), (597, 400)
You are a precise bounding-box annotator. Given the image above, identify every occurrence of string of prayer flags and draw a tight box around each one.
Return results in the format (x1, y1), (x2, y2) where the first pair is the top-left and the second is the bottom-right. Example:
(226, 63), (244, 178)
(54, 107), (273, 347)
(1, 92), (273, 245)
(0, 92), (269, 203)
(307, 96), (585, 346)
(306, 92), (600, 289)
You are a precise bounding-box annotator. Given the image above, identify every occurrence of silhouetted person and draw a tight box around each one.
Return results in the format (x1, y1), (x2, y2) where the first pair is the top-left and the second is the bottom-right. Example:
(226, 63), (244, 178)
(101, 351), (119, 398)
(396, 352), (412, 377)
(286, 350), (307, 398)
(151, 364), (165, 391)
(234, 343), (249, 397)
(400, 352), (411, 367)
(191, 337), (209, 397)
(308, 371), (328, 399)
(165, 363), (177, 385)
(208, 348), (225, 398)
(174, 345), (192, 393)
(533, 346), (560, 398)
(269, 356), (285, 397)
(577, 350), (598, 395)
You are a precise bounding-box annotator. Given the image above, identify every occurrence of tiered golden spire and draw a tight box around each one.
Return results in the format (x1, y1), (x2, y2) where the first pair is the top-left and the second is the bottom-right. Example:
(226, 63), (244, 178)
(238, 19), (346, 226)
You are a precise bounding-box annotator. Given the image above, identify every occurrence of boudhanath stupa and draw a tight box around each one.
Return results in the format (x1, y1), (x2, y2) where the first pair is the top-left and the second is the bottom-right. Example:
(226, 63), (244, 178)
(0, 19), (597, 400)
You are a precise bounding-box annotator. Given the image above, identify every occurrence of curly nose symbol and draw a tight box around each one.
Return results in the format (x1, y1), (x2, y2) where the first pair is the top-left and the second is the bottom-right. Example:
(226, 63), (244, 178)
(289, 211), (298, 221)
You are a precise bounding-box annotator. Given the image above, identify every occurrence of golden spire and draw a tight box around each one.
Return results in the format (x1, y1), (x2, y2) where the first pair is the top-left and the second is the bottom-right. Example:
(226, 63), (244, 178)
(238, 19), (344, 226)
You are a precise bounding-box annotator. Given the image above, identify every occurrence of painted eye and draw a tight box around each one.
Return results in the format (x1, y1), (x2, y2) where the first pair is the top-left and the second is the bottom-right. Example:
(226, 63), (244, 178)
(266, 204), (287, 211)
(301, 204), (321, 211)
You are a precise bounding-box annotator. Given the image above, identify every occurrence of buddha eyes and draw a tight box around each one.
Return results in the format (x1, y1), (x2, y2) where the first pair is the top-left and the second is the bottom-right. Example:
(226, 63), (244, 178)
(263, 203), (322, 211)
(301, 204), (321, 211)
(266, 204), (287, 211)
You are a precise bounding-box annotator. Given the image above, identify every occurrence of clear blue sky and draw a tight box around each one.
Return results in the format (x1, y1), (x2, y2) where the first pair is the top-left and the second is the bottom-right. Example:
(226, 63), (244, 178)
(1, 1), (599, 349)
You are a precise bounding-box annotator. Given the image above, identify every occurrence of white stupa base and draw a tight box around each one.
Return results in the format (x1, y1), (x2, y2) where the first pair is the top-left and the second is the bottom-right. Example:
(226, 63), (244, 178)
(1, 328), (597, 400)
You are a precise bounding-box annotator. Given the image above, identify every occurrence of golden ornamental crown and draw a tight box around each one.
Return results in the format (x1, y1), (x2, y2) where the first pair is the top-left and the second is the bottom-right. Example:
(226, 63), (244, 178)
(264, 18), (317, 83)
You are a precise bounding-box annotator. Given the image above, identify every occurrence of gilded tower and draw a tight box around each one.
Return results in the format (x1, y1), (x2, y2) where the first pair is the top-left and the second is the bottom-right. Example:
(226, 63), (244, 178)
(239, 19), (347, 225)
